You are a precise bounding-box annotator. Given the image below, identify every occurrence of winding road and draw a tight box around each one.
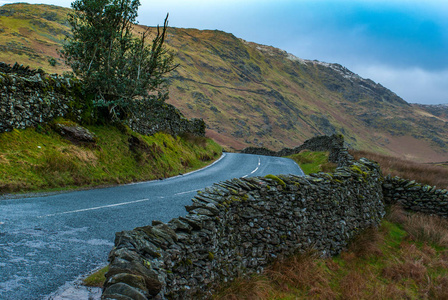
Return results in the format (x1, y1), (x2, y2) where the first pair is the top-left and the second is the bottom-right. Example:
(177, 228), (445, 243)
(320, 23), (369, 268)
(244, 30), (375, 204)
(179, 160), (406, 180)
(0, 153), (303, 299)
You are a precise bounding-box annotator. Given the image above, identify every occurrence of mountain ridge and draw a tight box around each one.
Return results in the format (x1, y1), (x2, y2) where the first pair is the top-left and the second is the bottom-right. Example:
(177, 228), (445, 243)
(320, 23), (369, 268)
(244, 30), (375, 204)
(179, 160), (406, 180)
(0, 3), (447, 162)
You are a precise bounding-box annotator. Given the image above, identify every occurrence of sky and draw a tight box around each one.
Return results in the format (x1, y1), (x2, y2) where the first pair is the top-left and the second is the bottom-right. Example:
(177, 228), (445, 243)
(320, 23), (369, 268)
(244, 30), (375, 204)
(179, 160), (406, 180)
(1, 0), (447, 105)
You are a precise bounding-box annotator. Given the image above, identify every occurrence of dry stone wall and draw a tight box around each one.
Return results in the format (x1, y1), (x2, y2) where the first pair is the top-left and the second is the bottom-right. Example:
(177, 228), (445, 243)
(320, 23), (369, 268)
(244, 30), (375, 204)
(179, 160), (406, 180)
(241, 134), (353, 167)
(0, 69), (84, 132)
(0, 63), (205, 137)
(102, 158), (385, 299)
(383, 175), (448, 217)
(128, 99), (205, 137)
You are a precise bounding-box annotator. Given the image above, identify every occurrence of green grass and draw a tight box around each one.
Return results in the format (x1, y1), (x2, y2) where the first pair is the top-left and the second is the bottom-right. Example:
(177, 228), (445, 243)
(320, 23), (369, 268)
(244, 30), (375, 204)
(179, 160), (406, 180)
(287, 151), (337, 175)
(83, 266), (109, 287)
(0, 121), (222, 194)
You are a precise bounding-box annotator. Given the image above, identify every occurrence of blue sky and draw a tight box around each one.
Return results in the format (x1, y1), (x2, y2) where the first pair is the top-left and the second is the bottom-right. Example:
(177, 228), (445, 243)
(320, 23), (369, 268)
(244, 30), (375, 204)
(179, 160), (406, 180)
(1, 0), (447, 104)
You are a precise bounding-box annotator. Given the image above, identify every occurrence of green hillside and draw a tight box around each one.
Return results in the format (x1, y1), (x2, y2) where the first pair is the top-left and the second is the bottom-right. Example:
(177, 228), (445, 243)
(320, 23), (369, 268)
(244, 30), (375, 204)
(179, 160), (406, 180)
(0, 3), (447, 162)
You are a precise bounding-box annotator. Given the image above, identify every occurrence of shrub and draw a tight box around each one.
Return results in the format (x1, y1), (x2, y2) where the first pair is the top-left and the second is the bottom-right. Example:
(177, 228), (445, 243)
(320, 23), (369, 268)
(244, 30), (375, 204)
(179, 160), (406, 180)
(61, 0), (177, 121)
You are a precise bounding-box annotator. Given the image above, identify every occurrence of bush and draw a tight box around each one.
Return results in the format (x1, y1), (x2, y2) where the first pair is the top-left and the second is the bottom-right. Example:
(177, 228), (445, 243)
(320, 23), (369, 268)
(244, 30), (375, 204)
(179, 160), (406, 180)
(61, 0), (177, 121)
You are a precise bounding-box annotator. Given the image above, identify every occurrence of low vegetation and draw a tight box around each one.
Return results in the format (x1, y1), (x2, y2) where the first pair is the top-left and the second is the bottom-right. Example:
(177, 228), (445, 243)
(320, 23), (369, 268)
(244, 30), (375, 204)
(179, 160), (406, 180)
(0, 121), (222, 194)
(213, 205), (448, 299)
(83, 266), (109, 287)
(350, 150), (448, 189)
(288, 150), (337, 175)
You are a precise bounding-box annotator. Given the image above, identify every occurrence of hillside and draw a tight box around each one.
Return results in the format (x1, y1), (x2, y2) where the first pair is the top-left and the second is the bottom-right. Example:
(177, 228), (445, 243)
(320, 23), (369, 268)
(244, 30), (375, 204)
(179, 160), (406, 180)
(1, 3), (447, 162)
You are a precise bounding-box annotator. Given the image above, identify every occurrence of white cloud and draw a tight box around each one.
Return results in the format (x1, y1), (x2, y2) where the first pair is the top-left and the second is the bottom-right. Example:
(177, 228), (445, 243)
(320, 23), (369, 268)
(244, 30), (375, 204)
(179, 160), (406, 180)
(354, 64), (448, 104)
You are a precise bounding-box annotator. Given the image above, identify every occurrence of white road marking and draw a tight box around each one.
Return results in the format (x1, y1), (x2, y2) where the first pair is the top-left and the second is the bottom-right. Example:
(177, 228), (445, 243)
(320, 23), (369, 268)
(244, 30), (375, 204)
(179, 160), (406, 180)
(37, 188), (202, 218)
(243, 158), (261, 178)
(174, 190), (198, 196)
(128, 153), (227, 185)
(38, 198), (153, 218)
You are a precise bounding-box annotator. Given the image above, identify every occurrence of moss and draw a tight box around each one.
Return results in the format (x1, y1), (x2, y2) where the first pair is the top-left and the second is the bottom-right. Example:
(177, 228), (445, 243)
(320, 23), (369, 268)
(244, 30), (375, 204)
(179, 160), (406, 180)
(350, 164), (369, 180)
(83, 266), (109, 287)
(265, 174), (286, 188)
(208, 251), (215, 261)
(224, 193), (249, 206)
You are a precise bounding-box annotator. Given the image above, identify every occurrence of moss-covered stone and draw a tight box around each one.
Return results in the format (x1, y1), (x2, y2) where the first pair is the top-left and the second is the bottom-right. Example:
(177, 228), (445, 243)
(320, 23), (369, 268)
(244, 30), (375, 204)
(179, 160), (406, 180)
(264, 174), (286, 188)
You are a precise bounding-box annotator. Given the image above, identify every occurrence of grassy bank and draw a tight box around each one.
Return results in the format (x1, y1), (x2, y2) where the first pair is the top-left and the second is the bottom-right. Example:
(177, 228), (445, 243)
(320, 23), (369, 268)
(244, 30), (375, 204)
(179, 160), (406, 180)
(288, 150), (337, 175)
(0, 122), (222, 194)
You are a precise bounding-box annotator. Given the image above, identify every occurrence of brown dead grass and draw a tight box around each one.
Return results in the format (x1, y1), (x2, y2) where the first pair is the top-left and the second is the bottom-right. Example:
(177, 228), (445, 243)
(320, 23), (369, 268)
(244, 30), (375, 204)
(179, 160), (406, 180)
(338, 270), (372, 300)
(350, 150), (448, 189)
(266, 252), (333, 297)
(382, 259), (427, 282)
(214, 252), (335, 300)
(63, 145), (98, 166)
(428, 276), (448, 299)
(389, 205), (448, 248)
(346, 226), (384, 258)
(213, 276), (273, 300)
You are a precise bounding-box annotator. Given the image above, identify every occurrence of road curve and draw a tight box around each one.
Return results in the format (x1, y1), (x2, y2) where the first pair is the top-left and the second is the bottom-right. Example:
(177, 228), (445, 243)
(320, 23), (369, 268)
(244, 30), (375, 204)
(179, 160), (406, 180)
(0, 153), (303, 299)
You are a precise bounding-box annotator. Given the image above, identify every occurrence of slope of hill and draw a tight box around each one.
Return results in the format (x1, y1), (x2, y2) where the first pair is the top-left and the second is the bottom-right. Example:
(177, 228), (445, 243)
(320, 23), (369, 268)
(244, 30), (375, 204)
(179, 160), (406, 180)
(1, 3), (447, 162)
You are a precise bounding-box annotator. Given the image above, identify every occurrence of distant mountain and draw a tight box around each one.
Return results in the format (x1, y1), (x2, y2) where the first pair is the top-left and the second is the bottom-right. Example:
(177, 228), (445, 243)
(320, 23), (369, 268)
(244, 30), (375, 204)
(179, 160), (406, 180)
(1, 3), (447, 162)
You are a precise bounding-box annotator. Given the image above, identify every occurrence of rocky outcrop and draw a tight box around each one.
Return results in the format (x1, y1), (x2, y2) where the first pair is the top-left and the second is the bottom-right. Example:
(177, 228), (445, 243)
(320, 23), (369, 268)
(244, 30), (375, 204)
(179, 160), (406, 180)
(102, 158), (385, 299)
(383, 175), (448, 217)
(53, 122), (98, 147)
(241, 134), (353, 167)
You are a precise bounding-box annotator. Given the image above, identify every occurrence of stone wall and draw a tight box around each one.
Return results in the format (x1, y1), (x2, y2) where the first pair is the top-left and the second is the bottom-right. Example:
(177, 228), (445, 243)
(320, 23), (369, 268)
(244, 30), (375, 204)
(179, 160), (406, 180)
(241, 134), (353, 167)
(383, 175), (448, 217)
(102, 158), (385, 299)
(0, 63), (205, 137)
(0, 69), (84, 132)
(128, 99), (205, 137)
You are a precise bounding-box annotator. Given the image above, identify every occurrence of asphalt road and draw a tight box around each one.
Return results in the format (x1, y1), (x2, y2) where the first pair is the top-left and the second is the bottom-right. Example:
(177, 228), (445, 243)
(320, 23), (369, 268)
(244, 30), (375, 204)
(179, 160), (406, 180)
(0, 153), (304, 299)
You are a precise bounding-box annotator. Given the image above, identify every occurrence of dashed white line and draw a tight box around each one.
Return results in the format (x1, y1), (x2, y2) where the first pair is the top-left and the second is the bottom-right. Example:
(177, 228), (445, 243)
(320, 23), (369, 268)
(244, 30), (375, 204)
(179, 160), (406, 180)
(38, 198), (155, 218)
(174, 190), (198, 196)
(38, 189), (201, 218)
(243, 158), (261, 178)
